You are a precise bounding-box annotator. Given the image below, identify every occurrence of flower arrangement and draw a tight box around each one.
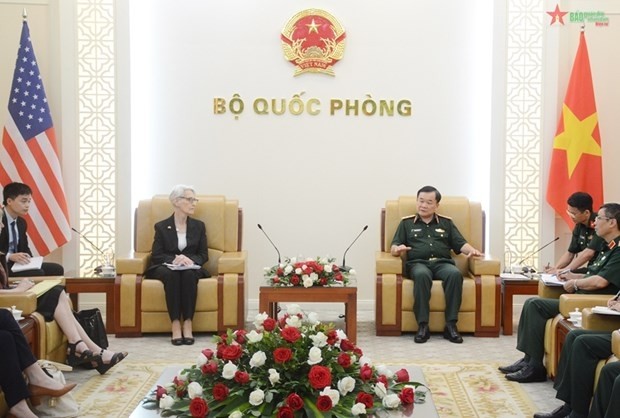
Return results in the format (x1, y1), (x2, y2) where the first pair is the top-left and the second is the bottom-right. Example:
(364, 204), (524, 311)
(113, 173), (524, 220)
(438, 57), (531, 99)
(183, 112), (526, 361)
(144, 305), (426, 417)
(263, 257), (354, 288)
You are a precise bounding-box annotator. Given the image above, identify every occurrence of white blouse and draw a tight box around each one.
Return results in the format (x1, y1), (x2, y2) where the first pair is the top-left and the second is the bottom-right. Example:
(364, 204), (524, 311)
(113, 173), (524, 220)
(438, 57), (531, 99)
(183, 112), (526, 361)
(177, 232), (187, 252)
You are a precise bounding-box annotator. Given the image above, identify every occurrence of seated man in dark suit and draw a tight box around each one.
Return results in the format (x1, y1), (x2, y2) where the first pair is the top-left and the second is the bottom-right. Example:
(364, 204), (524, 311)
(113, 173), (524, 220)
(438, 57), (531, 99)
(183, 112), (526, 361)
(0, 182), (64, 276)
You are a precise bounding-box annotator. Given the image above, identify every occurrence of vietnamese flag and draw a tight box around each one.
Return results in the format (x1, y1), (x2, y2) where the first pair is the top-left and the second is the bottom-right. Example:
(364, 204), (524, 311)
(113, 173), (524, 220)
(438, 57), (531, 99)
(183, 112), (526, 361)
(547, 31), (603, 227)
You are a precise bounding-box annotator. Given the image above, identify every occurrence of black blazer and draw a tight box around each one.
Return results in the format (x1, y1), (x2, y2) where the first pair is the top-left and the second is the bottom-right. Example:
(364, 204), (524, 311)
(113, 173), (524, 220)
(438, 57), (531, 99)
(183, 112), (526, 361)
(146, 215), (210, 277)
(0, 214), (32, 270)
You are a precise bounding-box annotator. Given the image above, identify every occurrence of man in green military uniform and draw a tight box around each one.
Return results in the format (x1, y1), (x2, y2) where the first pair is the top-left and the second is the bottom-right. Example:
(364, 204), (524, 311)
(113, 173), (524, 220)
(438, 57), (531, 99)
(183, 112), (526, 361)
(390, 185), (483, 344)
(499, 203), (620, 384)
(545, 192), (602, 274)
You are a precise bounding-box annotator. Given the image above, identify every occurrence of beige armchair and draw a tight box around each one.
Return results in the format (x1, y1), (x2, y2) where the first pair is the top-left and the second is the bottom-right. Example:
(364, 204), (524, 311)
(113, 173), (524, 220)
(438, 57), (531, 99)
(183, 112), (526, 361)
(540, 283), (613, 377)
(114, 195), (247, 336)
(375, 196), (501, 337)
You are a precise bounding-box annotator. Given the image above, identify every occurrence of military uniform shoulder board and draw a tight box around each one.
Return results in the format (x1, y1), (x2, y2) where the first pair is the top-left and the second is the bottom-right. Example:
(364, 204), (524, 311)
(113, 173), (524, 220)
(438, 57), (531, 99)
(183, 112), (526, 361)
(436, 213), (452, 220)
(402, 214), (416, 220)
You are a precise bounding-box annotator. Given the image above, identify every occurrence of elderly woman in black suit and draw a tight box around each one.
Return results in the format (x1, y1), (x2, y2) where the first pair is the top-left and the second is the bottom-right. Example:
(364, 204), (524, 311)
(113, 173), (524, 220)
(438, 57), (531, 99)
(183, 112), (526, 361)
(146, 185), (209, 346)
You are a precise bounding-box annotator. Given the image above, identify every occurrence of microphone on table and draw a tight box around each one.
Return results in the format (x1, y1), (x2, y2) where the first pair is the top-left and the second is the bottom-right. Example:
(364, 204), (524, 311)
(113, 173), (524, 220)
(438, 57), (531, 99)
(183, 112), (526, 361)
(340, 225), (368, 272)
(257, 224), (281, 264)
(71, 227), (107, 274)
(517, 236), (559, 273)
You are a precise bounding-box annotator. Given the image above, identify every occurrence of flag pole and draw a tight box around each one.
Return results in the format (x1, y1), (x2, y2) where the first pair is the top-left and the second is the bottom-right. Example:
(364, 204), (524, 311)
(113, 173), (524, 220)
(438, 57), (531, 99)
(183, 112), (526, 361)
(22, 8), (27, 21)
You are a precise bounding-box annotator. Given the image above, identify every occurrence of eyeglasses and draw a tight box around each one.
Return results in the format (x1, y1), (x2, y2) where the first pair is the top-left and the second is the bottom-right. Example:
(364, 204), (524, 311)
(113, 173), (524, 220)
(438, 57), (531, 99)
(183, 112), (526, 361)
(179, 197), (199, 204)
(596, 215), (612, 221)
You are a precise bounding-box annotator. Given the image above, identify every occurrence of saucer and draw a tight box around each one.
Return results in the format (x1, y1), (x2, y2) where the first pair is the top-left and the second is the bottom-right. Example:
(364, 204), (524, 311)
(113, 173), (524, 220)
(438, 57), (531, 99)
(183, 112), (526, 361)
(13, 315), (23, 321)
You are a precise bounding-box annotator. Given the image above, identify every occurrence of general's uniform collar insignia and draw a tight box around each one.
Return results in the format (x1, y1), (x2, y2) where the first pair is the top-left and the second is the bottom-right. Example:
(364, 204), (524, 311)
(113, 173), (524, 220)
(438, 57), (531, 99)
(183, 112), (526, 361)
(609, 240), (618, 250)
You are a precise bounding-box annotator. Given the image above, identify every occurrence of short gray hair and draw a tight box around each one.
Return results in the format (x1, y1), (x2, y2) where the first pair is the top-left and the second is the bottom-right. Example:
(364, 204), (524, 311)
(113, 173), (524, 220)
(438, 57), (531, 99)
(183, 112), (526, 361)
(169, 184), (195, 203)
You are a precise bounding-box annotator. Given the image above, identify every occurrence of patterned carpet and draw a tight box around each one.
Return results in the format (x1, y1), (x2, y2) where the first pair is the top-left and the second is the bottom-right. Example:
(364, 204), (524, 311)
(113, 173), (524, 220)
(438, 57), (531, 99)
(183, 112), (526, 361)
(73, 360), (537, 418)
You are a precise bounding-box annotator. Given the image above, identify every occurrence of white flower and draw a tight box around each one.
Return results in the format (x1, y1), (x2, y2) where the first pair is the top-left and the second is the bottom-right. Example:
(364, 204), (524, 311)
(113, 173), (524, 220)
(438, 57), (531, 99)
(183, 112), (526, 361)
(196, 352), (207, 367)
(376, 364), (394, 379)
(348, 268), (356, 276)
(309, 272), (318, 282)
(284, 264), (294, 274)
(159, 394), (174, 409)
(222, 361), (238, 379)
(177, 370), (188, 381)
(307, 346), (323, 365)
(287, 304), (302, 315)
(320, 387), (340, 406)
(382, 393), (401, 409)
(307, 311), (320, 325)
(164, 381), (175, 392)
(229, 411), (243, 418)
(253, 312), (268, 329)
(310, 331), (328, 347)
(324, 264), (333, 273)
(187, 381), (203, 399)
(250, 351), (267, 368)
(336, 329), (348, 341)
(359, 355), (372, 366)
(249, 388), (265, 406)
(286, 315), (302, 328)
(351, 403), (367, 416)
(246, 330), (263, 343)
(303, 275), (313, 288)
(337, 376), (356, 395)
(374, 381), (387, 399)
(295, 267), (303, 275)
(268, 368), (280, 385)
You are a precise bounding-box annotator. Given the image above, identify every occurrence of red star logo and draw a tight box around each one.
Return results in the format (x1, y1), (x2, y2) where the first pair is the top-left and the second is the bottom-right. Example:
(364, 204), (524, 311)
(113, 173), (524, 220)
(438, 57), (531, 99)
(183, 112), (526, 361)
(547, 4), (568, 25)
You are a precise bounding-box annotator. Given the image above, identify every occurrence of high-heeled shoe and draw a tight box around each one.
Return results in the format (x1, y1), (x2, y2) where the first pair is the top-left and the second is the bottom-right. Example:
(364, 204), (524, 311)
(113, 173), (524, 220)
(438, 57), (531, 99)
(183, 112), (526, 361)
(94, 349), (128, 375)
(29, 382), (77, 406)
(66, 339), (99, 367)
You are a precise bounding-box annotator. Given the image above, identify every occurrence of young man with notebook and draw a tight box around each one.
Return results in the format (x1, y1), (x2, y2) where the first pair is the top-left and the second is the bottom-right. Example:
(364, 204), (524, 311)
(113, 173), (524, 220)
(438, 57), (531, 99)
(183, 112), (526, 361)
(0, 182), (64, 277)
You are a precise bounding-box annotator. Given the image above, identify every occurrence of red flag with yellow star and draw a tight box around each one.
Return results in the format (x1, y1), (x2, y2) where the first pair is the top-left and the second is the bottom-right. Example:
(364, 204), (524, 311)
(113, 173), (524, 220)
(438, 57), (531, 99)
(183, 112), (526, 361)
(547, 31), (603, 227)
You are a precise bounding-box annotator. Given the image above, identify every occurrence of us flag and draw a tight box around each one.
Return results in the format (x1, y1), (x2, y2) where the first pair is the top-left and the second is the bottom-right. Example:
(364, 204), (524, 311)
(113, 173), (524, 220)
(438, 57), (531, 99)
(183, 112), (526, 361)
(0, 20), (70, 256)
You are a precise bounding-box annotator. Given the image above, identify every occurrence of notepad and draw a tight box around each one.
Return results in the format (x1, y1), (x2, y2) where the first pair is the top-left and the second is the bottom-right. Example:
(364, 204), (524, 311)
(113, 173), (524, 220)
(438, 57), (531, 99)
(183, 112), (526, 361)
(30, 279), (63, 297)
(10, 256), (43, 273)
(591, 306), (620, 316)
(164, 263), (201, 271)
(540, 274), (565, 287)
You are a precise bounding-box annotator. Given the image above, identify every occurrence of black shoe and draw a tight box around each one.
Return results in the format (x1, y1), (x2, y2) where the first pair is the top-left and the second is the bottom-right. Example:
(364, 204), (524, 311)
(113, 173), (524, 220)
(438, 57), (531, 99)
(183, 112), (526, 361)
(171, 338), (183, 346)
(182, 337), (195, 345)
(414, 323), (430, 343)
(533, 403), (572, 418)
(499, 357), (528, 374)
(505, 364), (547, 383)
(443, 323), (463, 343)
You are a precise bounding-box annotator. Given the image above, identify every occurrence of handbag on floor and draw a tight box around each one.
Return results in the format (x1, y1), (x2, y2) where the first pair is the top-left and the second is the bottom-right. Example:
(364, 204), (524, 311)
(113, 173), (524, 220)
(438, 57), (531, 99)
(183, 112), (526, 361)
(73, 307), (109, 349)
(31, 361), (80, 417)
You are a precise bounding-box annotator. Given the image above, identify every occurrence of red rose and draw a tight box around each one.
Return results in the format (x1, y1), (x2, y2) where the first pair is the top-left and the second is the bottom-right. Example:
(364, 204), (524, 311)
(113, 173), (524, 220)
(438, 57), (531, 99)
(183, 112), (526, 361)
(155, 385), (167, 400)
(273, 347), (293, 363)
(319, 278), (327, 285)
(212, 383), (229, 401)
(234, 370), (250, 384)
(277, 406), (294, 418)
(234, 330), (247, 344)
(340, 339), (355, 352)
(201, 348), (214, 359)
(286, 393), (304, 411)
(354, 347), (364, 357)
(291, 275), (300, 285)
(276, 267), (284, 275)
(360, 364), (373, 381)
(377, 374), (388, 387)
(263, 318), (277, 331)
(219, 344), (243, 361)
(399, 387), (415, 405)
(201, 359), (218, 374)
(308, 365), (332, 389)
(189, 397), (209, 418)
(356, 392), (374, 409)
(333, 265), (340, 272)
(316, 395), (333, 412)
(326, 330), (338, 345)
(395, 368), (410, 383)
(281, 326), (302, 343)
(337, 352), (352, 368)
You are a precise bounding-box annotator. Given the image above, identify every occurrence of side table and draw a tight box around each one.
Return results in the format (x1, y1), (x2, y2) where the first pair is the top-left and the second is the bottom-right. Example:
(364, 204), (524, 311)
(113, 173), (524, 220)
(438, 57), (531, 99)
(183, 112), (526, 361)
(555, 318), (578, 373)
(501, 278), (539, 335)
(64, 277), (116, 333)
(19, 316), (39, 357)
(258, 286), (357, 343)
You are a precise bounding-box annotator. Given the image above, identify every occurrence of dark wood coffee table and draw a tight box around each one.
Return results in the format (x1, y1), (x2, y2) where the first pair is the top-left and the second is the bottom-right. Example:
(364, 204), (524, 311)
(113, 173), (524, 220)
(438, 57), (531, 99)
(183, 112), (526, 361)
(501, 277), (539, 335)
(259, 286), (357, 343)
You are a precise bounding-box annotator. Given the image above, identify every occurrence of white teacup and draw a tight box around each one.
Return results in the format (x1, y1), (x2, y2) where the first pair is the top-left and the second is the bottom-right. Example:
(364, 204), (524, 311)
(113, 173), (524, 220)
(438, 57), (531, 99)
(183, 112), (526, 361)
(569, 312), (582, 322)
(12, 308), (23, 320)
(101, 265), (116, 277)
